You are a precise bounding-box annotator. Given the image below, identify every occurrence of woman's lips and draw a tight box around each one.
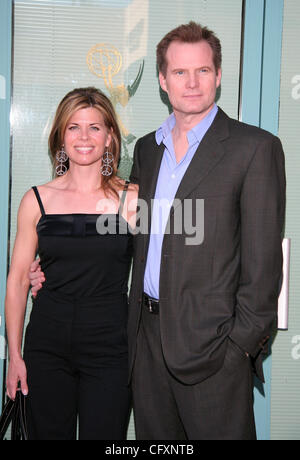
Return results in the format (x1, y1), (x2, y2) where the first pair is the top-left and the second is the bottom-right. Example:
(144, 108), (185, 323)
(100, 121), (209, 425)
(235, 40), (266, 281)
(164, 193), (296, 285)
(75, 146), (94, 154)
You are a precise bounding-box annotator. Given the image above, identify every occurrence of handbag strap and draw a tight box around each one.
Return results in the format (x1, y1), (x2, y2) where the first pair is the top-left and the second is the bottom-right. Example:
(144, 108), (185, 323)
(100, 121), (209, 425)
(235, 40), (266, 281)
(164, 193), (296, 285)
(19, 391), (28, 440)
(0, 391), (28, 440)
(0, 398), (15, 440)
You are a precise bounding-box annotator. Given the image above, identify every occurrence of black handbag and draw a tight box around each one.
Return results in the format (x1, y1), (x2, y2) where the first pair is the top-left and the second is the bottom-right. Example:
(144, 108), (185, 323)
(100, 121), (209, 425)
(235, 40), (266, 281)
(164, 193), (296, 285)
(0, 390), (28, 440)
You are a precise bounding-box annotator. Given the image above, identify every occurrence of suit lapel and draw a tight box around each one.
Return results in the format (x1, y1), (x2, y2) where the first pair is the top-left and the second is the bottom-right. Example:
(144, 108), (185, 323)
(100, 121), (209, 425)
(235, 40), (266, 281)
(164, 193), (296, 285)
(143, 141), (165, 203)
(140, 109), (230, 250)
(139, 140), (164, 251)
(173, 108), (230, 207)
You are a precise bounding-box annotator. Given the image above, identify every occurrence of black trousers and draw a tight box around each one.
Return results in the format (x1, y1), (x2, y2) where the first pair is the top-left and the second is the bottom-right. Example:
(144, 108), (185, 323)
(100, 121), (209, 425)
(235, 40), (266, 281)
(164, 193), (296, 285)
(132, 303), (256, 440)
(23, 290), (131, 440)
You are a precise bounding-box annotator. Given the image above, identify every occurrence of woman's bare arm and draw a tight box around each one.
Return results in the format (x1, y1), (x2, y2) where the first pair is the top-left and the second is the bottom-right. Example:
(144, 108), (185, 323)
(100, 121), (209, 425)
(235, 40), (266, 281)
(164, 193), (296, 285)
(5, 189), (39, 399)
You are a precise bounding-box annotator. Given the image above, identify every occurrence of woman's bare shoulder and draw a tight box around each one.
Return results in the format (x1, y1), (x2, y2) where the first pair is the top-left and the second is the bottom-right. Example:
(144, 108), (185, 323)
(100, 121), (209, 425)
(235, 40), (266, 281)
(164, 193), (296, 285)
(35, 177), (65, 191)
(17, 188), (41, 225)
(19, 187), (37, 208)
(128, 182), (139, 193)
(127, 183), (139, 204)
(20, 178), (63, 218)
(115, 177), (139, 193)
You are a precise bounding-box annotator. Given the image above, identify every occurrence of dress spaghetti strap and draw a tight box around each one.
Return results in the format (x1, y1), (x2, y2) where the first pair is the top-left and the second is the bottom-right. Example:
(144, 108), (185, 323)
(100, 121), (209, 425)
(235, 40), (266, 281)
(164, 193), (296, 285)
(118, 180), (130, 215)
(32, 186), (46, 216)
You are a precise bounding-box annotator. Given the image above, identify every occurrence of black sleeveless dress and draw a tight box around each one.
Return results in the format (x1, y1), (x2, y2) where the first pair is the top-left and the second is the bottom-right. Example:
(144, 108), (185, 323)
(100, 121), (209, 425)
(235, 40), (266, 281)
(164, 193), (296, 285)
(23, 183), (133, 440)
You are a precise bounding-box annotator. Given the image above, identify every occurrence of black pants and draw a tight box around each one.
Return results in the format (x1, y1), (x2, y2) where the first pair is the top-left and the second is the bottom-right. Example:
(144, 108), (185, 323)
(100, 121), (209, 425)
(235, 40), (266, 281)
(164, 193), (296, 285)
(23, 290), (131, 440)
(132, 303), (256, 440)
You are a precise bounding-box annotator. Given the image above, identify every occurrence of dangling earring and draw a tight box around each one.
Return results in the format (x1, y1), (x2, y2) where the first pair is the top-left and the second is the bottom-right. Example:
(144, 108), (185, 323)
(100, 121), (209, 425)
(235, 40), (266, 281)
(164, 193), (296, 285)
(56, 146), (68, 176)
(101, 150), (114, 176)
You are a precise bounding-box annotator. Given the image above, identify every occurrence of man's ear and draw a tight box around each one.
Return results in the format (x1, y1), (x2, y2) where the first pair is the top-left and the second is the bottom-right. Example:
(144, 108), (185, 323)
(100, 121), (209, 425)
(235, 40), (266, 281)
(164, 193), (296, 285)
(159, 72), (168, 93)
(216, 67), (222, 88)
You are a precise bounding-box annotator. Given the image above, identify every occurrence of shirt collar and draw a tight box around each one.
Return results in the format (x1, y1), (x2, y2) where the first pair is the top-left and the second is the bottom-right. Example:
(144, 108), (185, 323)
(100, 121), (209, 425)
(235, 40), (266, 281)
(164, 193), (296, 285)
(155, 103), (218, 146)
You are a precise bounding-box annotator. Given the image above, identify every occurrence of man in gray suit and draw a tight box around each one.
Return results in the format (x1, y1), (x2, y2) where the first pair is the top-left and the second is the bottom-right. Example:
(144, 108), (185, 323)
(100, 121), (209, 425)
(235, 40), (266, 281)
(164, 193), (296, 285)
(128, 21), (286, 440)
(30, 22), (285, 440)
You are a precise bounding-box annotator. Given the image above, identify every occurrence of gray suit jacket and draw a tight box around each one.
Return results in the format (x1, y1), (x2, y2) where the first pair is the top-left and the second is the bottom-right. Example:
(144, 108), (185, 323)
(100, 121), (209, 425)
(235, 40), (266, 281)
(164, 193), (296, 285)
(129, 107), (286, 385)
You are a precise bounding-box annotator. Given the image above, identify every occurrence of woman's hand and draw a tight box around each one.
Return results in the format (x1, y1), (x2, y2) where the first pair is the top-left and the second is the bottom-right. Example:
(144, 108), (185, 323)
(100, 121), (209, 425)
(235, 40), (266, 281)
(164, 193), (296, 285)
(29, 258), (45, 297)
(6, 356), (28, 400)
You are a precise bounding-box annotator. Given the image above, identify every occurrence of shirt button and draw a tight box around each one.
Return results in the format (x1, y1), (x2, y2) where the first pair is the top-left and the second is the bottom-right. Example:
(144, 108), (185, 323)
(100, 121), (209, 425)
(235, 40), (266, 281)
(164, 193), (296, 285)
(171, 173), (176, 179)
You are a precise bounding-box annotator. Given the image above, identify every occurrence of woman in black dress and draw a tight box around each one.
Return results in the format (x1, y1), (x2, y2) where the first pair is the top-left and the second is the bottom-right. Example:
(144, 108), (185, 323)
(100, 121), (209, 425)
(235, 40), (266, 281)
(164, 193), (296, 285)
(5, 87), (138, 440)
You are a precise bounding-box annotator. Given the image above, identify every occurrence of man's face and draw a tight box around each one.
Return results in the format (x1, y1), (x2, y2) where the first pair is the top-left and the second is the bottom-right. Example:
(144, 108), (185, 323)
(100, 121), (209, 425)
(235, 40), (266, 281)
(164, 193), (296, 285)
(159, 40), (221, 122)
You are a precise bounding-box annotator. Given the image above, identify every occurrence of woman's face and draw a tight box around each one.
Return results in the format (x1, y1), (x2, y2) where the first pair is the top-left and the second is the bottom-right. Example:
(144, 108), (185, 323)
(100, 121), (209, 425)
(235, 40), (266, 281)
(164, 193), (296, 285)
(63, 107), (112, 167)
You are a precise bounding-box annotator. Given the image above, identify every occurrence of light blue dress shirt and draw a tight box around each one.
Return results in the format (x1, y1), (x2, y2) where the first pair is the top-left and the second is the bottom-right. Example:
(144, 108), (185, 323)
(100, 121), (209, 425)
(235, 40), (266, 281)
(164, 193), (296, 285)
(144, 104), (218, 300)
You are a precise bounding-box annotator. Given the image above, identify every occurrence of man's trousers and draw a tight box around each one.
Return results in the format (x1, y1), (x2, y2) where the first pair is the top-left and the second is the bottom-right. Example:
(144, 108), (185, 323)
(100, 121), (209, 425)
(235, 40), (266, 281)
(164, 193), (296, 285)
(132, 302), (257, 440)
